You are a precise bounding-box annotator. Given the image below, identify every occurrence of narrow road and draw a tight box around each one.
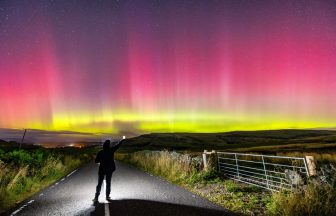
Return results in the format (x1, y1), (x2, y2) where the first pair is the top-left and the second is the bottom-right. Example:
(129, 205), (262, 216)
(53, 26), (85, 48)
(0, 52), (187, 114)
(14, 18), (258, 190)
(7, 161), (233, 216)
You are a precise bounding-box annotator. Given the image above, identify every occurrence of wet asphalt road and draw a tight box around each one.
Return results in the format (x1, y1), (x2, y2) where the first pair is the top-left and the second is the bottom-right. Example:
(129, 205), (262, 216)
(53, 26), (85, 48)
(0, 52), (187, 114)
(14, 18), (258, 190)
(6, 161), (233, 216)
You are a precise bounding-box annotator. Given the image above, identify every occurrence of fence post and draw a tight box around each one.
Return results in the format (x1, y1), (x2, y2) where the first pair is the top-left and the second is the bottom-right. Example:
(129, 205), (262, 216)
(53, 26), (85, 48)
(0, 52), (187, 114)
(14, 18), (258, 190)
(203, 150), (208, 170)
(234, 153), (239, 178)
(305, 156), (316, 176)
(203, 150), (217, 171)
(261, 155), (269, 189)
(211, 150), (218, 171)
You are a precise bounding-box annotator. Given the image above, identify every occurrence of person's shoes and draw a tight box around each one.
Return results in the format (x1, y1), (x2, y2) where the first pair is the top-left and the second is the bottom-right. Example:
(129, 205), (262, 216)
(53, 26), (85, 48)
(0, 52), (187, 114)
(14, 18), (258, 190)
(106, 196), (112, 201)
(92, 197), (99, 203)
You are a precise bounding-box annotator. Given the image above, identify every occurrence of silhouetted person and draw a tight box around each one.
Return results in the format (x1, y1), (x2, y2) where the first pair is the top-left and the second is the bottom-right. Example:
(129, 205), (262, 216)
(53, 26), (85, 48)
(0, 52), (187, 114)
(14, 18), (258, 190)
(93, 139), (124, 202)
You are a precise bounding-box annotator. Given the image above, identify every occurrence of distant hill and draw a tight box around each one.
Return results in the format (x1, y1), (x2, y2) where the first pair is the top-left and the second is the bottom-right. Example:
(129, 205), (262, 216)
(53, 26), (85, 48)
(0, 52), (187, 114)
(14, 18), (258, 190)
(121, 129), (336, 152)
(0, 140), (40, 150)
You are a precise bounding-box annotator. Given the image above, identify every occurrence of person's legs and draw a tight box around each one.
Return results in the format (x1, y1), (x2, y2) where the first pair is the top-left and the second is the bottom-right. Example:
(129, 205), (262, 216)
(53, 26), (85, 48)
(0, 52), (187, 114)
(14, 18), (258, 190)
(94, 172), (105, 200)
(105, 172), (112, 198)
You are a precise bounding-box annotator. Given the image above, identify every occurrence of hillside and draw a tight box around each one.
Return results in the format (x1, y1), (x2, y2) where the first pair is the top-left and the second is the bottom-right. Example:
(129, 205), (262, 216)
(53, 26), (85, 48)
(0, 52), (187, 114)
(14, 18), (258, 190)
(121, 129), (336, 152)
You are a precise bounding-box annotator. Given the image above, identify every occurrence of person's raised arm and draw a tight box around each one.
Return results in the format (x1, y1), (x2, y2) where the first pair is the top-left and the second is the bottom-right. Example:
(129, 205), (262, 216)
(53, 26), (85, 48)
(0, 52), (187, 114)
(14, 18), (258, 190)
(112, 139), (125, 151)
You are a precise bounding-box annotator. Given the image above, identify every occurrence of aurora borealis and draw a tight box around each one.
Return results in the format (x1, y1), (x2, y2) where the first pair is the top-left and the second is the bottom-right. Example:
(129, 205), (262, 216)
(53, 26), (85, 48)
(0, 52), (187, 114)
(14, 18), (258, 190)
(1, 0), (336, 137)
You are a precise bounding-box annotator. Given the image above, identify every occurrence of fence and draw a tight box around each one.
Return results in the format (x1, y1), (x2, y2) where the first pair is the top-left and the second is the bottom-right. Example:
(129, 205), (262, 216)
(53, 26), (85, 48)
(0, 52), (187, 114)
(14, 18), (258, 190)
(217, 152), (309, 191)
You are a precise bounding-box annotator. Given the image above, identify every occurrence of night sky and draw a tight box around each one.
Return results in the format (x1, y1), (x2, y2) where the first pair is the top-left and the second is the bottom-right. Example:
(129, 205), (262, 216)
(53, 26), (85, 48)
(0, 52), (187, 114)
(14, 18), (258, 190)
(1, 0), (336, 137)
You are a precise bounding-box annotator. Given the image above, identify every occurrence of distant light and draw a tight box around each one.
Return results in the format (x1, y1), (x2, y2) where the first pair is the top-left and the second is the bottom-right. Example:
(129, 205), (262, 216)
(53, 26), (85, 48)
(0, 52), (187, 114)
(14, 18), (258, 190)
(69, 143), (74, 147)
(122, 136), (126, 139)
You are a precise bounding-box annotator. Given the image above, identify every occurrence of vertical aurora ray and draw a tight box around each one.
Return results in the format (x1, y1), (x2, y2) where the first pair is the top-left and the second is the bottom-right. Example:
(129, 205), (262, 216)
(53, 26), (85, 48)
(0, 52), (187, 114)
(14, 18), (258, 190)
(0, 0), (336, 135)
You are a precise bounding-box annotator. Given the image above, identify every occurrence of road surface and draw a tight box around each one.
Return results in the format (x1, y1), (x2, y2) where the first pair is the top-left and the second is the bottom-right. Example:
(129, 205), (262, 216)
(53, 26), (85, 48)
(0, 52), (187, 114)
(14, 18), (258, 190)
(6, 161), (233, 216)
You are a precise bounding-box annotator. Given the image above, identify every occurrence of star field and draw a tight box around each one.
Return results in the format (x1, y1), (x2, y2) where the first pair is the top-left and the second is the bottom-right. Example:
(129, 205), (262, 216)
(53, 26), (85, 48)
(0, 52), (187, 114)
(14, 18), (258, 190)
(0, 0), (336, 135)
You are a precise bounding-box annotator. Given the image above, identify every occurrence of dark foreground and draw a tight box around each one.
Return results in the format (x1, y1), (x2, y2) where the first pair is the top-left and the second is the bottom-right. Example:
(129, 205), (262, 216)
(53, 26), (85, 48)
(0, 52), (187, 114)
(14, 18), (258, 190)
(3, 161), (232, 216)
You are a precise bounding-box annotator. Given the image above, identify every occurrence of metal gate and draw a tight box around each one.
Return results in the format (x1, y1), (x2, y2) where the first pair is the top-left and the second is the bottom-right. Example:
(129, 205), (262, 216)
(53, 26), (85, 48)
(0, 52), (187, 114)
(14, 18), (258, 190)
(217, 152), (309, 191)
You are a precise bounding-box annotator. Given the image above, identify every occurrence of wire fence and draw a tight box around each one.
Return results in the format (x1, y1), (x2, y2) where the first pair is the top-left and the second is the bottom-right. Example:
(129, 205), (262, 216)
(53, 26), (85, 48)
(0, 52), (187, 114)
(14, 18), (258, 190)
(217, 152), (309, 191)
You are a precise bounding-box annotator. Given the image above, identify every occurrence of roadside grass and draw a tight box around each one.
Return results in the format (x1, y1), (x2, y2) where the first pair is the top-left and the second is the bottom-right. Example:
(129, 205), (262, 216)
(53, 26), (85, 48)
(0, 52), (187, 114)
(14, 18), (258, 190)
(0, 147), (98, 213)
(115, 151), (193, 184)
(266, 182), (336, 216)
(116, 150), (336, 216)
(191, 180), (270, 215)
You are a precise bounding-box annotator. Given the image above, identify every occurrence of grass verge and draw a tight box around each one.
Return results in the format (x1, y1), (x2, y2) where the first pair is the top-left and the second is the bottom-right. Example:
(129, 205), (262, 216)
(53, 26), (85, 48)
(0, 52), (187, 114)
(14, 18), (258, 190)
(266, 182), (336, 216)
(0, 147), (98, 213)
